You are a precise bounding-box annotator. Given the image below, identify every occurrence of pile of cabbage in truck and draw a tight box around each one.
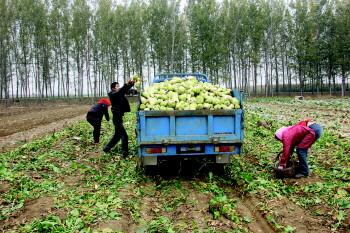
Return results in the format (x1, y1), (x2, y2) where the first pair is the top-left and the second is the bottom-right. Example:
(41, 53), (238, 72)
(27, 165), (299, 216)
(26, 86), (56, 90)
(139, 76), (240, 111)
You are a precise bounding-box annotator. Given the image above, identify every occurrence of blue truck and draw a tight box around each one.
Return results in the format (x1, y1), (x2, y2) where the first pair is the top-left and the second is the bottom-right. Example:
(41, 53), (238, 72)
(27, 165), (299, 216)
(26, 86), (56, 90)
(136, 73), (244, 168)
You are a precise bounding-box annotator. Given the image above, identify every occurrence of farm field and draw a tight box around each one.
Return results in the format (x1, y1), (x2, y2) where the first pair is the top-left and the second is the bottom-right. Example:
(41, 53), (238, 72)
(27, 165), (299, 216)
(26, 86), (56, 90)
(0, 104), (90, 152)
(0, 98), (349, 233)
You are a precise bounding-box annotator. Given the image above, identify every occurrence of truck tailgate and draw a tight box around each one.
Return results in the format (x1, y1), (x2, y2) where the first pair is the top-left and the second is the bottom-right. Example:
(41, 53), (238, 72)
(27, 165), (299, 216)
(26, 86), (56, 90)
(137, 109), (243, 145)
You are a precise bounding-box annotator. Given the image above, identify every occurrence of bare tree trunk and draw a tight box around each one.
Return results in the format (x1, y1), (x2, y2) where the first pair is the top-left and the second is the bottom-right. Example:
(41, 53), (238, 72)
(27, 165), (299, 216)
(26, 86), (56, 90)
(0, 40), (7, 99)
(282, 53), (285, 90)
(240, 59), (244, 91)
(260, 65), (263, 94)
(86, 40), (91, 97)
(274, 53), (279, 95)
(11, 31), (20, 99)
(66, 46), (69, 97)
(246, 59), (250, 96)
(264, 50), (269, 96)
(0, 40), (2, 98)
(76, 52), (80, 97)
(244, 60), (248, 95)
(270, 61), (273, 97)
(232, 52), (237, 89)
(55, 47), (60, 97)
(59, 34), (65, 96)
(11, 54), (14, 99)
(237, 59), (241, 90)
(98, 67), (102, 96)
(341, 64), (346, 97)
(123, 54), (127, 85)
(228, 53), (232, 89)
(81, 54), (84, 97)
(22, 41), (29, 98)
(327, 58), (333, 95)
(287, 62), (291, 96)
(298, 61), (304, 96)
(253, 62), (257, 96)
(35, 52), (42, 98)
(93, 54), (97, 97)
(147, 52), (150, 87)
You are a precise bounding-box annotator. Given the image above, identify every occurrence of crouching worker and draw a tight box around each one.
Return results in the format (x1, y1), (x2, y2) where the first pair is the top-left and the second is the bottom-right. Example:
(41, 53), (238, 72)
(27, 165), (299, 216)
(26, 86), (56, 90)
(86, 98), (111, 144)
(275, 119), (323, 178)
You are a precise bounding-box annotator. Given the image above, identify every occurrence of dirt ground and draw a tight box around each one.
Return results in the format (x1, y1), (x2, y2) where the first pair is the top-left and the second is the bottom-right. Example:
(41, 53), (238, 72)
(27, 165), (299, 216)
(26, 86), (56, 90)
(0, 104), (90, 152)
(92, 180), (279, 233)
(0, 104), (90, 137)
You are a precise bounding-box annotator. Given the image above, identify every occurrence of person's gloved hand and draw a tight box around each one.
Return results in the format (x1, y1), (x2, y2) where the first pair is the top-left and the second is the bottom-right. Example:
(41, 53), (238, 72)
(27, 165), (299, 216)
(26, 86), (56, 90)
(277, 165), (284, 170)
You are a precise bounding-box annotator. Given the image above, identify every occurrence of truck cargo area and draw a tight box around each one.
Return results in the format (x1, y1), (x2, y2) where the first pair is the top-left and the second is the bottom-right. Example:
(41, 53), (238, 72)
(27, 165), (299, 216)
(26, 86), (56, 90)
(136, 73), (244, 168)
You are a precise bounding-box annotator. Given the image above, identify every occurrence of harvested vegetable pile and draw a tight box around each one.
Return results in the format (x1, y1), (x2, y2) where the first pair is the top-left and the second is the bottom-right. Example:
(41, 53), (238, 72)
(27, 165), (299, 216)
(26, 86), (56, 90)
(140, 76), (240, 111)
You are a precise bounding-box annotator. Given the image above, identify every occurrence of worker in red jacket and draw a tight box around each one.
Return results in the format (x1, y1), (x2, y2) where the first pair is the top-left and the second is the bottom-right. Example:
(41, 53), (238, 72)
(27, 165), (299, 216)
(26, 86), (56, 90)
(86, 98), (111, 144)
(275, 120), (323, 178)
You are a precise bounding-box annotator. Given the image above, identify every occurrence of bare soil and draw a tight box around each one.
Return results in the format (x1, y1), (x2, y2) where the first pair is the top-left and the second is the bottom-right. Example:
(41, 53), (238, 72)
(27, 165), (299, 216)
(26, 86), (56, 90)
(96, 219), (134, 233)
(61, 174), (84, 187)
(1, 197), (55, 230)
(0, 181), (10, 194)
(0, 104), (89, 137)
(268, 197), (331, 233)
(0, 104), (89, 152)
(237, 197), (276, 233)
(282, 172), (324, 186)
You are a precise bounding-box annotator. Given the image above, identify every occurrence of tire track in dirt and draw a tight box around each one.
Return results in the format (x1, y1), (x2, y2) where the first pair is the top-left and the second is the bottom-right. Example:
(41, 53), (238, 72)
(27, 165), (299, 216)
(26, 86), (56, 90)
(236, 193), (334, 233)
(222, 185), (277, 233)
(236, 197), (276, 233)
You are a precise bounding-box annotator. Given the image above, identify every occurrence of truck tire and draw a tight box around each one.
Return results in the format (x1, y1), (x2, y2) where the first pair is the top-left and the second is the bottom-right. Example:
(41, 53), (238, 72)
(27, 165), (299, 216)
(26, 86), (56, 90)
(213, 163), (226, 175)
(144, 165), (158, 176)
(140, 156), (158, 175)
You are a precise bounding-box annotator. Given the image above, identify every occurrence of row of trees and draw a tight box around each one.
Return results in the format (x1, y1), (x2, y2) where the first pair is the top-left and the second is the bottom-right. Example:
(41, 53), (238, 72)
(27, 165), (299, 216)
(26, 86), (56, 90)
(0, 0), (349, 98)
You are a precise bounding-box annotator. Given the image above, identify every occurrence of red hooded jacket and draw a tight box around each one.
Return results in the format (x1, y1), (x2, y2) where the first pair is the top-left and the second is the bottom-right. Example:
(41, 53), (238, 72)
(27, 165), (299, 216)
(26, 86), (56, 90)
(279, 120), (316, 168)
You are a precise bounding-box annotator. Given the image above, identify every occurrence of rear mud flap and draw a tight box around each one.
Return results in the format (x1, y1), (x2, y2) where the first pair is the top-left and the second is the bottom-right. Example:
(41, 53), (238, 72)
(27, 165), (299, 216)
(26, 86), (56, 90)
(216, 154), (231, 164)
(142, 156), (157, 166)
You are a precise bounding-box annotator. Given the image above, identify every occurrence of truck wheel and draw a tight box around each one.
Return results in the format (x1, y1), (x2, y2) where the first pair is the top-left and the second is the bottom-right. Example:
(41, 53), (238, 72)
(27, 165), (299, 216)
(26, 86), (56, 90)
(213, 163), (226, 175)
(144, 165), (158, 176)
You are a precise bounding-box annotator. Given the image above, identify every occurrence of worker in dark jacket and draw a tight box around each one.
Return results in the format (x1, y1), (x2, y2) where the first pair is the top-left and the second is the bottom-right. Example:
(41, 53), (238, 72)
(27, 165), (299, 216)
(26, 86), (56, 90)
(275, 119), (323, 178)
(86, 98), (111, 144)
(103, 80), (135, 156)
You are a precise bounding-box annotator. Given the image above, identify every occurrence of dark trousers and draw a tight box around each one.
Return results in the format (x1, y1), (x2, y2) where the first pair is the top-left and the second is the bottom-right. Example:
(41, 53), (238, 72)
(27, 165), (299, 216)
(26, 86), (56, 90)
(86, 112), (102, 143)
(103, 113), (128, 154)
(296, 148), (309, 176)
